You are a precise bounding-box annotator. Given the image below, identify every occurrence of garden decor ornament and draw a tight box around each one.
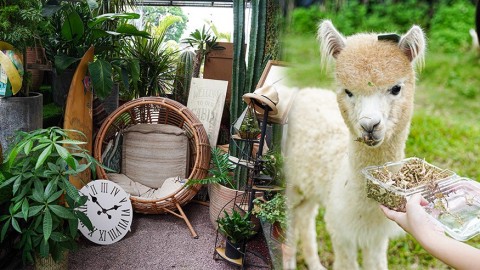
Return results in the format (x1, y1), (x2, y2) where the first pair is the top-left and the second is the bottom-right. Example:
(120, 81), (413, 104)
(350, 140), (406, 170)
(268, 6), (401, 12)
(242, 84), (279, 115)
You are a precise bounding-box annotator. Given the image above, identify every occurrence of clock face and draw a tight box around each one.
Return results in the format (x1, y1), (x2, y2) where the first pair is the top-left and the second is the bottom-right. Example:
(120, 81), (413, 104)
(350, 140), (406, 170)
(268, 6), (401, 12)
(77, 180), (133, 245)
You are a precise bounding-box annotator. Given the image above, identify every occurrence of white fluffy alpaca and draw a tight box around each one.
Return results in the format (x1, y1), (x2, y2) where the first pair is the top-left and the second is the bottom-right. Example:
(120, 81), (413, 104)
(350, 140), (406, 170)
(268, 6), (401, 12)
(285, 20), (426, 270)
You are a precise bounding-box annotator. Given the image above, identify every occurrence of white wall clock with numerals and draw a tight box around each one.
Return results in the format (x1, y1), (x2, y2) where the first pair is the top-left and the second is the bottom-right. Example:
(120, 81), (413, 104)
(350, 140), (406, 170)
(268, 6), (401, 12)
(77, 179), (133, 245)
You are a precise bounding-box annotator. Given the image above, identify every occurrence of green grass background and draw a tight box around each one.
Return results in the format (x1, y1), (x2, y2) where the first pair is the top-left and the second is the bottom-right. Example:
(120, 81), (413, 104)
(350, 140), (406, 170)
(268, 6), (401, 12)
(285, 32), (480, 269)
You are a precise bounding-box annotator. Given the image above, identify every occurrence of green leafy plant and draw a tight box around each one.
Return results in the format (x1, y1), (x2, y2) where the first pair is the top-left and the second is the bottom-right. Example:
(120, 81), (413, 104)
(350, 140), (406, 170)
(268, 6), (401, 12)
(217, 209), (256, 245)
(122, 34), (178, 98)
(186, 147), (236, 189)
(253, 193), (286, 230)
(182, 25), (224, 78)
(0, 127), (99, 264)
(261, 148), (285, 187)
(42, 0), (149, 100)
(239, 109), (261, 139)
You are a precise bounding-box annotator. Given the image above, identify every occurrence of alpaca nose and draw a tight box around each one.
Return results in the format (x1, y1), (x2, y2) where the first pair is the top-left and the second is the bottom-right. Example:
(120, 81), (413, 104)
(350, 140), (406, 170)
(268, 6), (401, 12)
(360, 118), (381, 133)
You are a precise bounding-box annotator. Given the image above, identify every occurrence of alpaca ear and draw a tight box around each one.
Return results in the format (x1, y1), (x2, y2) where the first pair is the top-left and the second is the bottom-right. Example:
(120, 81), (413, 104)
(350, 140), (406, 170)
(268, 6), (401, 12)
(399, 25), (426, 65)
(318, 20), (346, 61)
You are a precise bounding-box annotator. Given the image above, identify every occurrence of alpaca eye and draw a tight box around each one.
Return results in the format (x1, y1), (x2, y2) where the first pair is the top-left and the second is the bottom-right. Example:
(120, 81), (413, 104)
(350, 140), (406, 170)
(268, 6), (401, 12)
(390, 85), (401, 95)
(345, 89), (353, 97)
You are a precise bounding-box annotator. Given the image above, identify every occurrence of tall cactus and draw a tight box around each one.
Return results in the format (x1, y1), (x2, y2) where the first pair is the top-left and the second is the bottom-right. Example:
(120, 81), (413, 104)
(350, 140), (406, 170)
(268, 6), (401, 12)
(246, 0), (267, 94)
(173, 50), (195, 105)
(230, 0), (247, 126)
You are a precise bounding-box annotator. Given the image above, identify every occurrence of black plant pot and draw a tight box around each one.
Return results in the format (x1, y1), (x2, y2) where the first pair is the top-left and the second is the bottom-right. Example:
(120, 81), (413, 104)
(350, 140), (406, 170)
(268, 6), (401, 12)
(225, 240), (243, 260)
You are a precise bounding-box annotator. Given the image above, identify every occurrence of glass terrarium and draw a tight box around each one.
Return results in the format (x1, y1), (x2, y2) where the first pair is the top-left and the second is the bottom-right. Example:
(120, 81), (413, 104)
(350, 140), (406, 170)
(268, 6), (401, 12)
(424, 178), (480, 241)
(362, 157), (456, 211)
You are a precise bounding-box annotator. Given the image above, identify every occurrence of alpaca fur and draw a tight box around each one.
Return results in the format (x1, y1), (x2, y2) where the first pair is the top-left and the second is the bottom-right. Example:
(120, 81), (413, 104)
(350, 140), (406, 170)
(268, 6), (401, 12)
(285, 20), (426, 270)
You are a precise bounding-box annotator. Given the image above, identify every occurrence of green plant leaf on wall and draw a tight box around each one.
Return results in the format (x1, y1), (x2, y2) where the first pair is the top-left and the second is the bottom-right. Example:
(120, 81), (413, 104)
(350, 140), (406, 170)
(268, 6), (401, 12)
(88, 58), (113, 100)
(61, 10), (84, 42)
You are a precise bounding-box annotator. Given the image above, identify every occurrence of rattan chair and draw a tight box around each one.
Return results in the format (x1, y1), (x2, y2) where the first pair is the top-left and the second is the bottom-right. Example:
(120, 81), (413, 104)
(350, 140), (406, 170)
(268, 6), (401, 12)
(94, 97), (211, 238)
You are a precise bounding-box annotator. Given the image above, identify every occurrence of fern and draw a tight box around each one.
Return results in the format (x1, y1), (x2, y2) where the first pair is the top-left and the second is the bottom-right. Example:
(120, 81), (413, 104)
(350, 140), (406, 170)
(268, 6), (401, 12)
(186, 147), (236, 189)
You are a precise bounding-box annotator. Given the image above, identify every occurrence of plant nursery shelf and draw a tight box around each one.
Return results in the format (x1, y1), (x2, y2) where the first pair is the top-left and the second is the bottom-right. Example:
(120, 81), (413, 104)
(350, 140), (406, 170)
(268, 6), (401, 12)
(229, 156), (255, 169)
(215, 247), (243, 266)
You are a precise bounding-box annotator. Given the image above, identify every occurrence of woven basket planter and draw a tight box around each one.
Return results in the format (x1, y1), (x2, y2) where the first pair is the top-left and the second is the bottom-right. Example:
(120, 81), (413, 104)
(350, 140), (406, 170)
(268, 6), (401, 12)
(34, 251), (68, 270)
(208, 183), (245, 228)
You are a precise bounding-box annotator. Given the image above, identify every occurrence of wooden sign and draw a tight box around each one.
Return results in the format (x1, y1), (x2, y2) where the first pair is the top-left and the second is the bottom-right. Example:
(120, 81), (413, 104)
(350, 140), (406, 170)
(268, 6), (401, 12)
(187, 78), (228, 147)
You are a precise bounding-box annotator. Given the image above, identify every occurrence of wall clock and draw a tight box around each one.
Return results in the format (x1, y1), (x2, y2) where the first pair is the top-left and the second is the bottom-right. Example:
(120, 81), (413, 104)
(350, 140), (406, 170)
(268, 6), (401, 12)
(77, 179), (133, 245)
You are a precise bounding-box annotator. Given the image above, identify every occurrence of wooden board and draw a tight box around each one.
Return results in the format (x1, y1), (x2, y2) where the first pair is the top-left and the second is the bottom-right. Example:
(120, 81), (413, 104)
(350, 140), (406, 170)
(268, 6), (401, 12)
(63, 47), (94, 189)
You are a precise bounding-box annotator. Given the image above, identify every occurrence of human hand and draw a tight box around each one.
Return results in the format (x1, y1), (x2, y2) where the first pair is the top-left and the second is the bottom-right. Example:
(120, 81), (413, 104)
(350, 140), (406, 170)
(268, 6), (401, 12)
(380, 194), (444, 242)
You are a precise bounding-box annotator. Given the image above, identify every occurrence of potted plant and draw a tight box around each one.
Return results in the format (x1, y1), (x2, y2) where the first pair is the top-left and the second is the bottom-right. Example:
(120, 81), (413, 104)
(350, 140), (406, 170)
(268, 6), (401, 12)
(0, 0), (46, 151)
(253, 193), (287, 241)
(186, 147), (242, 227)
(238, 108), (261, 140)
(0, 127), (98, 267)
(217, 209), (256, 260)
(41, 0), (149, 106)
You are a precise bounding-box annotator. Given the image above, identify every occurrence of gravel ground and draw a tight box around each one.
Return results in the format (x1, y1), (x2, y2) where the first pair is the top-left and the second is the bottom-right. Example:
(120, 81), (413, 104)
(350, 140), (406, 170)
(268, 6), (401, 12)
(68, 202), (271, 270)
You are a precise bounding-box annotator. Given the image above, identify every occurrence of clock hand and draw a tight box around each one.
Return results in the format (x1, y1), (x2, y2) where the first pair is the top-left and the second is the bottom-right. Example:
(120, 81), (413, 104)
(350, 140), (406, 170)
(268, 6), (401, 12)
(90, 194), (110, 217)
(105, 205), (121, 212)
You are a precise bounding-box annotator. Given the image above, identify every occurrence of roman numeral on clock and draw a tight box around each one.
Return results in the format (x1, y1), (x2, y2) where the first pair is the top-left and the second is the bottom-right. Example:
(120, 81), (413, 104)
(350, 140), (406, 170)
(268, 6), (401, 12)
(101, 182), (108, 193)
(99, 230), (107, 242)
(108, 227), (122, 241)
(121, 208), (131, 217)
(118, 218), (130, 230)
(78, 204), (87, 214)
(110, 186), (120, 197)
(89, 185), (98, 195)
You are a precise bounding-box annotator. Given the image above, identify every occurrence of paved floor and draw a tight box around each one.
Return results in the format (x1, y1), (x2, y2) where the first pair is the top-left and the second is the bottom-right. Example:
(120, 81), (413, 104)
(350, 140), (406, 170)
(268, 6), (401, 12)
(68, 202), (271, 270)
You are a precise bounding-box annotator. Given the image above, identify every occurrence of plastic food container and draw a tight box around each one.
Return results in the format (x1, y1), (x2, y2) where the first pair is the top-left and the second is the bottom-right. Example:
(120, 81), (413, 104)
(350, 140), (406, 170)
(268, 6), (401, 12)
(362, 157), (456, 211)
(424, 178), (480, 241)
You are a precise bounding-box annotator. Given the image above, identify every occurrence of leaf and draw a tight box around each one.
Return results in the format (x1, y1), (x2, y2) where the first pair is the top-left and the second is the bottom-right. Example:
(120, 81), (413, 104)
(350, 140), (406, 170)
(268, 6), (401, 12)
(43, 209), (52, 241)
(54, 55), (80, 74)
(75, 210), (93, 231)
(49, 205), (75, 220)
(35, 144), (53, 170)
(23, 140), (33, 155)
(1, 218), (10, 242)
(11, 217), (21, 233)
(28, 205), (44, 217)
(116, 24), (150, 38)
(47, 190), (64, 204)
(63, 178), (80, 203)
(12, 175), (23, 195)
(39, 238), (49, 258)
(88, 59), (113, 100)
(50, 232), (68, 242)
(61, 10), (84, 42)
(69, 218), (78, 238)
(44, 180), (57, 200)
(56, 139), (86, 145)
(21, 199), (29, 221)
(0, 175), (19, 190)
(54, 144), (76, 170)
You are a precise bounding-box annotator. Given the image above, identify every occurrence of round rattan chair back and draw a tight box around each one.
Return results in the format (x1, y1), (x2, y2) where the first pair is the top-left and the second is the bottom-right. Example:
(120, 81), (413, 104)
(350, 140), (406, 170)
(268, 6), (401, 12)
(94, 97), (211, 215)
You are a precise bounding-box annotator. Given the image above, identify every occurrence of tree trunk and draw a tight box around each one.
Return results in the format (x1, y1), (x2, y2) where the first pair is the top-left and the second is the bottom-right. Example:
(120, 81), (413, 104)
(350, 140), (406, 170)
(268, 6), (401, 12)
(193, 49), (203, 78)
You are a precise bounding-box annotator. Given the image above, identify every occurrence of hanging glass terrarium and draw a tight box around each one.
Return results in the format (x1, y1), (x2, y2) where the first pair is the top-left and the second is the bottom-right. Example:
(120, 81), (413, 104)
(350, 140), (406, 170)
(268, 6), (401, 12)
(237, 105), (261, 140)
